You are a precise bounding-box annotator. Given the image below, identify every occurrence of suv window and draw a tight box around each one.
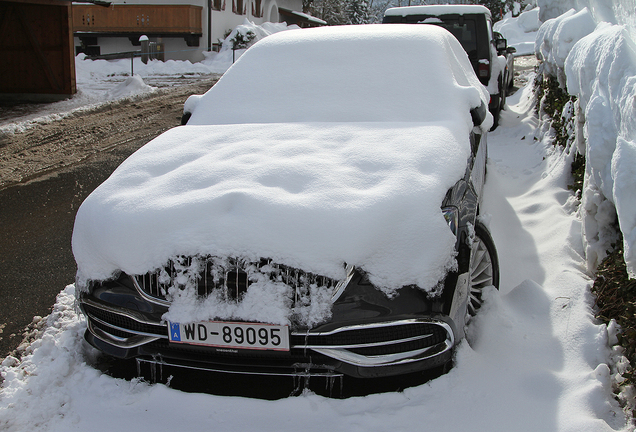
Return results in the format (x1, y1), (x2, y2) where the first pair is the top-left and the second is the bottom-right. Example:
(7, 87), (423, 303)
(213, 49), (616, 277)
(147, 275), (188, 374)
(429, 20), (477, 56)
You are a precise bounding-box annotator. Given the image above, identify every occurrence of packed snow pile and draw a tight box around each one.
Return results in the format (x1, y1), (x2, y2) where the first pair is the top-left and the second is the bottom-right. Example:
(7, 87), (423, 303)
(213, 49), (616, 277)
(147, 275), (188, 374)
(537, 0), (636, 41)
(104, 74), (156, 99)
(535, 8), (596, 84)
(535, 4), (636, 277)
(494, 7), (541, 56)
(162, 256), (334, 327)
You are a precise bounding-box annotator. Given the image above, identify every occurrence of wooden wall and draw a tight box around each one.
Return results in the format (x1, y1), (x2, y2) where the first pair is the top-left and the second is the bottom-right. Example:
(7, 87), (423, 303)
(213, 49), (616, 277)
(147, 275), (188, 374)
(72, 4), (202, 35)
(0, 0), (76, 102)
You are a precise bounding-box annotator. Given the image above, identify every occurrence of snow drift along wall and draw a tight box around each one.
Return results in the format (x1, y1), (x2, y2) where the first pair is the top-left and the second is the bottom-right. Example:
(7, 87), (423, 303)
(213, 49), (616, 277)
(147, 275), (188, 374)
(535, 4), (636, 278)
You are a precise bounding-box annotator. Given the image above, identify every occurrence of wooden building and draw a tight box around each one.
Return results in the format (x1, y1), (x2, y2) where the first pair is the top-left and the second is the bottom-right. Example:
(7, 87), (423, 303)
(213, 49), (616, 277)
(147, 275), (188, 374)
(73, 3), (203, 56)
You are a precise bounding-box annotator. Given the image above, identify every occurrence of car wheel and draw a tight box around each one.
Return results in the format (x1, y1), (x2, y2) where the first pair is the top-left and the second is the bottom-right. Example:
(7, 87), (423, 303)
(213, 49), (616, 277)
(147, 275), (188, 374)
(466, 221), (500, 317)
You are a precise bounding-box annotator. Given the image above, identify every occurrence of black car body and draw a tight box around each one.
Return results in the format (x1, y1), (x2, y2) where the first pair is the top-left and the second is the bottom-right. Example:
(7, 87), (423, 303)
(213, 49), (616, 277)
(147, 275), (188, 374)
(74, 25), (499, 382)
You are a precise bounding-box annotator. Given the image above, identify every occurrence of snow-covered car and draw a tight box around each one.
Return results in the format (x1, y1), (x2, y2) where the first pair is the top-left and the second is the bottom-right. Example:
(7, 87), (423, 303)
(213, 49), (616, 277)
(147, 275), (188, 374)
(383, 4), (516, 129)
(72, 24), (499, 382)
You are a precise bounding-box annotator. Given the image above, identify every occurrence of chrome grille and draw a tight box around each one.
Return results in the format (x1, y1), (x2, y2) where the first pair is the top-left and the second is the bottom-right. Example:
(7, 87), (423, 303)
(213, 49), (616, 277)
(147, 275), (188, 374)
(132, 256), (343, 303)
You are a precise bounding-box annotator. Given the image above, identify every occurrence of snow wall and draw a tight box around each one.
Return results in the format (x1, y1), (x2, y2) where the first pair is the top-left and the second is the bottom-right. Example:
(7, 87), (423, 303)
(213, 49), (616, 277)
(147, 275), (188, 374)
(535, 2), (636, 278)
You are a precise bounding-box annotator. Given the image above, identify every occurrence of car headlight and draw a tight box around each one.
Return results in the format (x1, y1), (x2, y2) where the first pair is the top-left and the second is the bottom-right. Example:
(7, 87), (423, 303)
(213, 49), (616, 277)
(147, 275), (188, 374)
(442, 206), (458, 236)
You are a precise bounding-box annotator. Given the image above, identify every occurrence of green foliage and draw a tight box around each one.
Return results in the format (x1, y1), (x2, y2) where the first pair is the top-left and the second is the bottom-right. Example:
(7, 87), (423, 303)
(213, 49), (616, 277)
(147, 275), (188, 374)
(535, 72), (581, 193)
(536, 74), (574, 128)
(310, 0), (371, 24)
(568, 151), (585, 195)
(592, 240), (636, 416)
(230, 30), (256, 50)
(476, 0), (515, 22)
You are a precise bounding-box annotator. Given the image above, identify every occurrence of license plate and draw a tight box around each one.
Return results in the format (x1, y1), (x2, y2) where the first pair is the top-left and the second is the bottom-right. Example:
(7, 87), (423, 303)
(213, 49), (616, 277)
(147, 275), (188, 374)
(168, 321), (290, 351)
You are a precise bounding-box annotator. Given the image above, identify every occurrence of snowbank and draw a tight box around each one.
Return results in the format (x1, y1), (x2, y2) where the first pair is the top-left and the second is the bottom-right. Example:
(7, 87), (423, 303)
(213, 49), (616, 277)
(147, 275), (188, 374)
(565, 24), (636, 277)
(494, 7), (541, 56)
(537, 0), (636, 39)
(535, 8), (596, 85)
(535, 4), (636, 276)
(104, 75), (155, 99)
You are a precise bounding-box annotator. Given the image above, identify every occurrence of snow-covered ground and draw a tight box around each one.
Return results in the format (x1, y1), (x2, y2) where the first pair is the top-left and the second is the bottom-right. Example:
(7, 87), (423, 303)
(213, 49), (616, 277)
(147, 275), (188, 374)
(0, 61), (633, 432)
(1, 10), (635, 431)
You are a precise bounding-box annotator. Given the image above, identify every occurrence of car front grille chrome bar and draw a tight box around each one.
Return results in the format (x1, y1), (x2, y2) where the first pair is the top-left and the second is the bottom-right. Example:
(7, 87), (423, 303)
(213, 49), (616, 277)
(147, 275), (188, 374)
(130, 256), (346, 307)
(311, 342), (452, 367)
(81, 295), (454, 369)
(86, 311), (169, 340)
(301, 333), (434, 350)
(300, 319), (454, 367)
(86, 320), (161, 349)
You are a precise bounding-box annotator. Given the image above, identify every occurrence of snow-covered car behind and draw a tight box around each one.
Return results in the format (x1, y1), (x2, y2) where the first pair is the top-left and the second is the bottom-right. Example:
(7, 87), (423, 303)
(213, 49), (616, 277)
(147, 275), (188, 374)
(72, 24), (498, 382)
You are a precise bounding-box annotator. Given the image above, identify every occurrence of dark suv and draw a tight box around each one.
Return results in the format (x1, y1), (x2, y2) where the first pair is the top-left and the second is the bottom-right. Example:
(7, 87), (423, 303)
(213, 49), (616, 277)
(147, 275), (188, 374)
(383, 4), (515, 128)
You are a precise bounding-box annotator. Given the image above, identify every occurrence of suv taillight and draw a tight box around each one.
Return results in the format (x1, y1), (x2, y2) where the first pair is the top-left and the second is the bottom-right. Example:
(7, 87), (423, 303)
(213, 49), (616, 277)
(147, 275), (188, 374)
(478, 61), (490, 80)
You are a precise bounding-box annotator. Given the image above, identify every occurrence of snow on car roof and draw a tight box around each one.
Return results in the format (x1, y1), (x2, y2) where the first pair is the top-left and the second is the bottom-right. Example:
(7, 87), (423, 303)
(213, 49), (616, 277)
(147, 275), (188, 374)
(187, 24), (488, 126)
(384, 5), (492, 18)
(72, 25), (489, 295)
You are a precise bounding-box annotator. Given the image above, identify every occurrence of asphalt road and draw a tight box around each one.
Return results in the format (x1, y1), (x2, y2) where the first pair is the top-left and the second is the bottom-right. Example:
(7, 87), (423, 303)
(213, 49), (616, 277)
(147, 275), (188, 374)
(0, 77), (218, 359)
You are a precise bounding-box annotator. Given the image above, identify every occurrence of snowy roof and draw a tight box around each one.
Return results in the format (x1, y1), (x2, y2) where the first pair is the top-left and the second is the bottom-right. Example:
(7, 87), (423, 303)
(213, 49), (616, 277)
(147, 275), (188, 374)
(72, 25), (490, 294)
(384, 5), (491, 18)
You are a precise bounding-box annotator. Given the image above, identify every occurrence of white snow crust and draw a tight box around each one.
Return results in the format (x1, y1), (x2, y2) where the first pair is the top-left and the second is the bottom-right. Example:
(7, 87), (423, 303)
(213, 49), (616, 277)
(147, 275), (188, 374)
(188, 25), (488, 126)
(384, 5), (491, 18)
(73, 24), (490, 296)
(72, 122), (468, 296)
(536, 3), (636, 277)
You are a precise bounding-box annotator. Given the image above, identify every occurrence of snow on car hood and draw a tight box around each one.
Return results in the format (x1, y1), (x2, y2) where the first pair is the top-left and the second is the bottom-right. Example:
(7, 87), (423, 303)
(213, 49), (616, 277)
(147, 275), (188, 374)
(72, 121), (471, 294)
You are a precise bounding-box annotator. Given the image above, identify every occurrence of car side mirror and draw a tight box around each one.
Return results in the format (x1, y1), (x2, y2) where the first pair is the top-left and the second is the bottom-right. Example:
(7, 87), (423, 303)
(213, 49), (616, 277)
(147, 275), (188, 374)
(495, 38), (507, 52)
(470, 101), (487, 127)
(507, 46), (516, 54)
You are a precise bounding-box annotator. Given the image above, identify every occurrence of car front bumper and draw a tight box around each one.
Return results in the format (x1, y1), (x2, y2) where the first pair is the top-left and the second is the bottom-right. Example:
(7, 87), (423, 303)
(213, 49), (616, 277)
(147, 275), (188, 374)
(79, 273), (458, 379)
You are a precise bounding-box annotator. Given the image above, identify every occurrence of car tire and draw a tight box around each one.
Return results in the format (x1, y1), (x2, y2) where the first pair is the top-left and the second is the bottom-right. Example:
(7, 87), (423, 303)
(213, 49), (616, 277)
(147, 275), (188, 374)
(466, 220), (499, 317)
(507, 63), (515, 91)
(180, 112), (192, 125)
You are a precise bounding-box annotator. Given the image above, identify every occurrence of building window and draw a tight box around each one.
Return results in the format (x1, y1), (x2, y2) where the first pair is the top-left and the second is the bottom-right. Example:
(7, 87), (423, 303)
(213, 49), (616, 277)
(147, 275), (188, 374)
(212, 0), (223, 11)
(252, 0), (262, 17)
(233, 0), (244, 15)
